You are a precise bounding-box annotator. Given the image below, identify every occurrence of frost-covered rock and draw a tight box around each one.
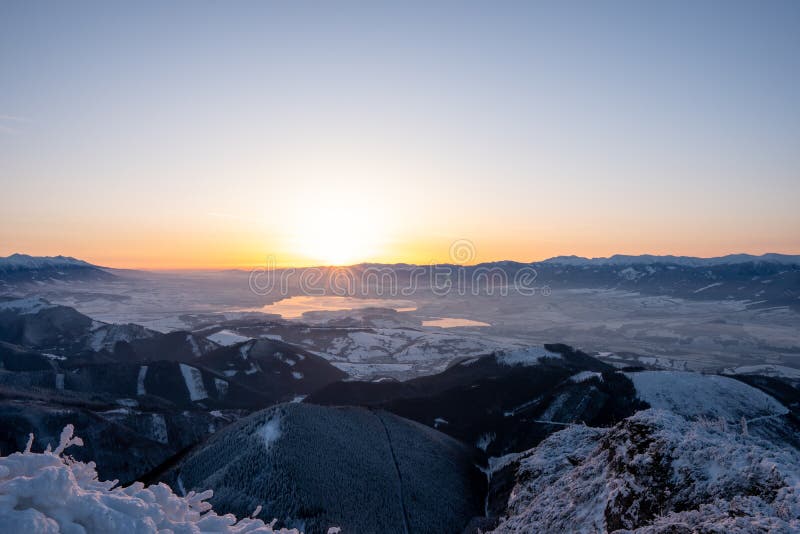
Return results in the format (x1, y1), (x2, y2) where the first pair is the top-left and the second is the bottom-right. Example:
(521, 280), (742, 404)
(0, 425), (297, 533)
(490, 409), (800, 533)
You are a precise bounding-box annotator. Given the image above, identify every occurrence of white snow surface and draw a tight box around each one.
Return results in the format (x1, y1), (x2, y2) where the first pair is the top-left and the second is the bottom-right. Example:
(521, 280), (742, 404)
(625, 371), (788, 421)
(0, 425), (296, 533)
(207, 330), (252, 346)
(88, 324), (154, 352)
(490, 409), (800, 533)
(259, 416), (281, 449)
(569, 371), (603, 383)
(496, 346), (560, 367)
(136, 365), (148, 396)
(312, 327), (521, 365)
(186, 334), (202, 357)
(239, 341), (254, 360)
(179, 364), (209, 401)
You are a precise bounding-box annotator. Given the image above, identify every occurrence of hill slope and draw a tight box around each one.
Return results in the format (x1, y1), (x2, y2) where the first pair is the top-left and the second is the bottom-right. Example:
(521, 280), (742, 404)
(163, 402), (485, 534)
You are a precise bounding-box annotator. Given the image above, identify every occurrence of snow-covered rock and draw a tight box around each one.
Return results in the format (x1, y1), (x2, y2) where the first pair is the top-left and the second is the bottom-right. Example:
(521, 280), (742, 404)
(489, 409), (800, 533)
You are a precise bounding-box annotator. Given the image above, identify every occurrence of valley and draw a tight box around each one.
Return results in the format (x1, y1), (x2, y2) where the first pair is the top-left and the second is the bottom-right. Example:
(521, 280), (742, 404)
(1, 254), (799, 532)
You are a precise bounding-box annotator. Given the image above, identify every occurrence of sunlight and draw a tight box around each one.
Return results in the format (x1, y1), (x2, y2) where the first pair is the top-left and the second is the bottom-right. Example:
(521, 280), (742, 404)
(286, 193), (388, 265)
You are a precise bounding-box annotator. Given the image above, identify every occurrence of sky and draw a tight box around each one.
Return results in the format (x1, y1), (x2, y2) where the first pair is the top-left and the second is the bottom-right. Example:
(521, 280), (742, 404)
(1, 1), (799, 268)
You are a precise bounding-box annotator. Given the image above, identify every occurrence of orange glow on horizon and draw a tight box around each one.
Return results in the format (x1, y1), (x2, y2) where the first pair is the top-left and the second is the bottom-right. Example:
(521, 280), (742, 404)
(7, 237), (798, 271)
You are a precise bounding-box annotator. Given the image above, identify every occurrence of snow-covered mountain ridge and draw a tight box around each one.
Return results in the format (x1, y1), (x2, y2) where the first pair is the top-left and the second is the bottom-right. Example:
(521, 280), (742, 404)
(541, 253), (800, 266)
(0, 254), (114, 284)
(0, 253), (95, 269)
(488, 409), (800, 533)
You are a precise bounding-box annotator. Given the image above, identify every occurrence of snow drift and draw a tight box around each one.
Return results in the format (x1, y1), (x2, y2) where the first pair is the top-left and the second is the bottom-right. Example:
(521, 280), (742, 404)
(0, 425), (301, 533)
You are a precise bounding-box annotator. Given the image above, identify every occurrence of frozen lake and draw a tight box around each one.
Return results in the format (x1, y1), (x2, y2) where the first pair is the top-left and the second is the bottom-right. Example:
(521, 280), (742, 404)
(422, 317), (491, 328)
(249, 296), (417, 319)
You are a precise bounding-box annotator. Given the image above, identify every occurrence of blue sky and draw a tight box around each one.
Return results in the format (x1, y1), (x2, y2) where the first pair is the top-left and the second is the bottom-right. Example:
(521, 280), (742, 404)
(1, 1), (798, 267)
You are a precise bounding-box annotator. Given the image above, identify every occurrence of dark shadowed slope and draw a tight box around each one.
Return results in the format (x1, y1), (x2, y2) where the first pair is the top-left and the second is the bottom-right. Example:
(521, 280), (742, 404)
(309, 344), (646, 456)
(162, 402), (485, 534)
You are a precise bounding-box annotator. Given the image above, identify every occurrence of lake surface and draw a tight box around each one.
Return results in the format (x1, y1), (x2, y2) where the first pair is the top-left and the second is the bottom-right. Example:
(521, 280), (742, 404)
(251, 296), (417, 319)
(422, 317), (491, 328)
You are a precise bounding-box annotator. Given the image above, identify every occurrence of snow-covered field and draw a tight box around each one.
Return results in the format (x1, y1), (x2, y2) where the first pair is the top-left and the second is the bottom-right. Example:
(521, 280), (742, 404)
(14, 272), (800, 377)
(305, 327), (522, 364)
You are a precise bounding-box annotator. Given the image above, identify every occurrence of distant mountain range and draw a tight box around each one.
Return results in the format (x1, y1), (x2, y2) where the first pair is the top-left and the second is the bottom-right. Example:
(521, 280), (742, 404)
(540, 253), (800, 266)
(3, 252), (799, 312)
(0, 253), (114, 284)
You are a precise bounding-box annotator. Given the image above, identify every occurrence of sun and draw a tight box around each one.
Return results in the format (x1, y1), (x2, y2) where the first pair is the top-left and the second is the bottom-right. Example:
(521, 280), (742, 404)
(287, 197), (387, 266)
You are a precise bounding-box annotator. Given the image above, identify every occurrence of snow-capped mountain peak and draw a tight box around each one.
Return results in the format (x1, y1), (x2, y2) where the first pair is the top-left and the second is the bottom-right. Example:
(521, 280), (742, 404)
(0, 253), (95, 269)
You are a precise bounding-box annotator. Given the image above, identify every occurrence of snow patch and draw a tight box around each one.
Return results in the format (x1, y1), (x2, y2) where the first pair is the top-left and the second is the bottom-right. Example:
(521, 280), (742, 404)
(206, 329), (252, 346)
(214, 378), (229, 398)
(179, 364), (209, 401)
(569, 371), (603, 383)
(259, 416), (282, 449)
(150, 414), (169, 444)
(186, 334), (201, 357)
(496, 346), (560, 367)
(239, 341), (253, 360)
(476, 432), (496, 452)
(136, 365), (148, 396)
